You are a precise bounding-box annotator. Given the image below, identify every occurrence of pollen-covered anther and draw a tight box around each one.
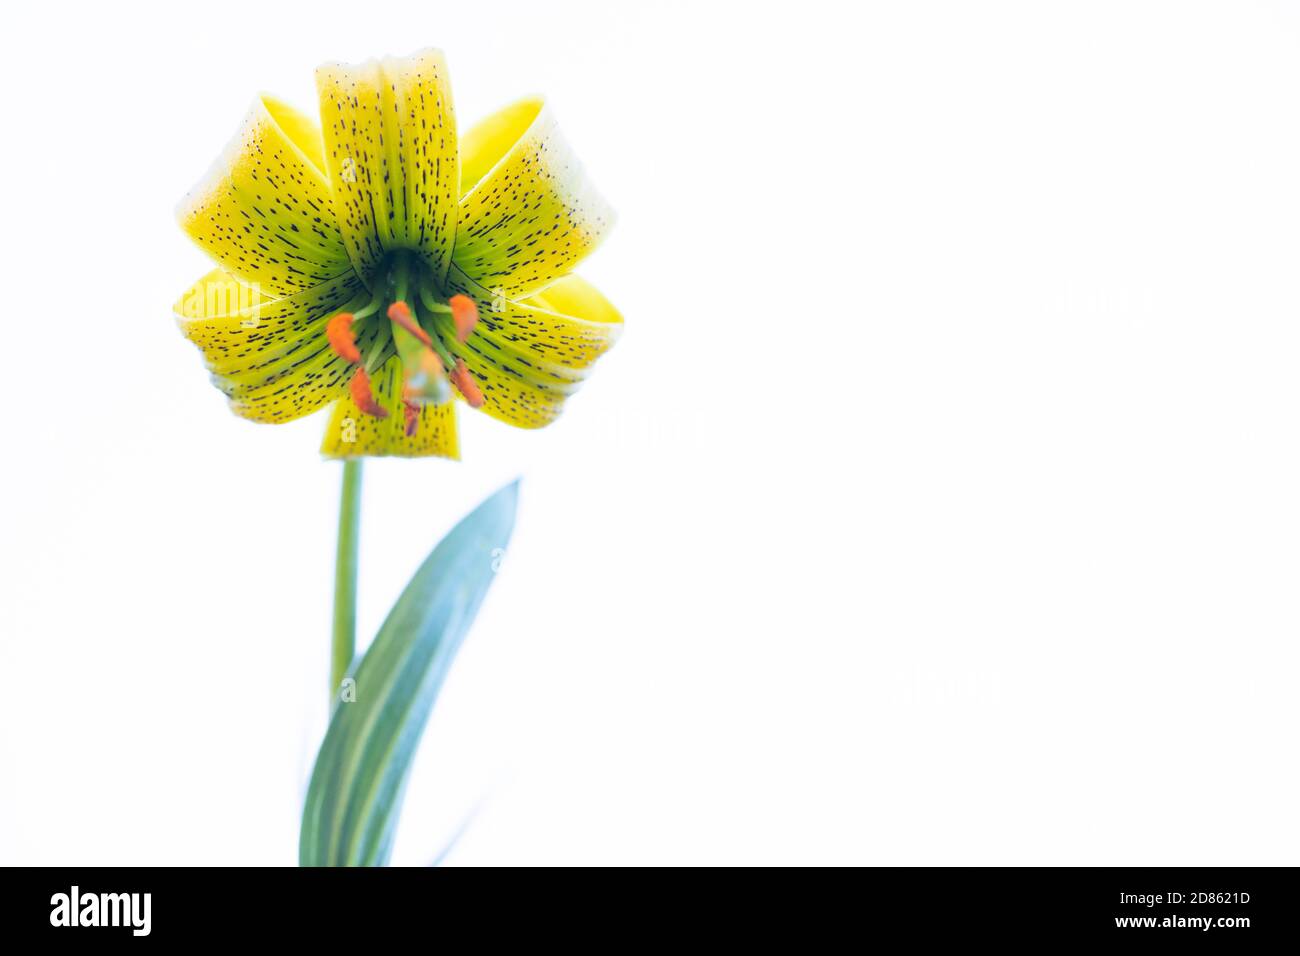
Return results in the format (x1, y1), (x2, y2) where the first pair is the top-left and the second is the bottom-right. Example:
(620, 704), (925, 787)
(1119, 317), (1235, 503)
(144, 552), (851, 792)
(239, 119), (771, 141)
(450, 358), (485, 409)
(387, 301), (432, 347)
(349, 367), (389, 419)
(402, 400), (421, 437)
(326, 312), (362, 364)
(448, 294), (479, 343)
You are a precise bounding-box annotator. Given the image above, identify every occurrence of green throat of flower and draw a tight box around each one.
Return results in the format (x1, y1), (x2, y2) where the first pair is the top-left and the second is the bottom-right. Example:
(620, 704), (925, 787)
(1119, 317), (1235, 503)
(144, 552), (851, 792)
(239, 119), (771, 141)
(326, 250), (483, 435)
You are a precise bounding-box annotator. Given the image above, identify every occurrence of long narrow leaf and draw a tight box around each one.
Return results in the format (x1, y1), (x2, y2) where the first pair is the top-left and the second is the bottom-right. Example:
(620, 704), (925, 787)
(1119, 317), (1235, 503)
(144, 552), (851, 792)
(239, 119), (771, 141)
(300, 480), (518, 866)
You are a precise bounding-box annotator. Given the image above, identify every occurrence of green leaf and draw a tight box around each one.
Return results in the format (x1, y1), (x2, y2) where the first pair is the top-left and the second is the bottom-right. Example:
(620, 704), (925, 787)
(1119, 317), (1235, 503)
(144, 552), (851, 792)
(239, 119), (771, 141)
(300, 480), (519, 866)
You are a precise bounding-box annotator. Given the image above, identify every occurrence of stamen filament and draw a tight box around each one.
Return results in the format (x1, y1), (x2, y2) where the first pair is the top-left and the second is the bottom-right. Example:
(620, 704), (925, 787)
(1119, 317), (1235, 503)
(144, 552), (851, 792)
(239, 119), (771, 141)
(423, 324), (458, 375)
(352, 289), (386, 320)
(418, 287), (452, 314)
(362, 332), (390, 374)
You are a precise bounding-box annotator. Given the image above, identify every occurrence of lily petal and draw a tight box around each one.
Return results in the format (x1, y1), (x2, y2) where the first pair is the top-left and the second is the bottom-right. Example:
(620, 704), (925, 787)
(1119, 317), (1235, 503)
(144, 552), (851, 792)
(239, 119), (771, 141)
(320, 357), (460, 458)
(454, 98), (614, 300)
(174, 269), (375, 424)
(177, 97), (353, 297)
(523, 274), (625, 352)
(439, 268), (622, 428)
(316, 49), (459, 287)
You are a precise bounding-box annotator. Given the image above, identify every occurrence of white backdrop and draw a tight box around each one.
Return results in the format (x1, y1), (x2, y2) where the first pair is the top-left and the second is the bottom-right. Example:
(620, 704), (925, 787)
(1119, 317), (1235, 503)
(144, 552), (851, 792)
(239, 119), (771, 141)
(2, 0), (1299, 865)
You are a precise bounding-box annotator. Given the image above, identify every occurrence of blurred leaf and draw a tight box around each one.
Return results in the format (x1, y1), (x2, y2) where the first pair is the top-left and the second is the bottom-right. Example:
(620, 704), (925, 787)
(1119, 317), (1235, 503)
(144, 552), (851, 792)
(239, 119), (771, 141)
(300, 481), (518, 866)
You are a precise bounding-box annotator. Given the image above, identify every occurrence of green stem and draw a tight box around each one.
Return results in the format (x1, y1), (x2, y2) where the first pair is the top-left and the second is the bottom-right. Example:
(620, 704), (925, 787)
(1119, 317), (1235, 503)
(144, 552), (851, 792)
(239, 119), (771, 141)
(331, 458), (363, 707)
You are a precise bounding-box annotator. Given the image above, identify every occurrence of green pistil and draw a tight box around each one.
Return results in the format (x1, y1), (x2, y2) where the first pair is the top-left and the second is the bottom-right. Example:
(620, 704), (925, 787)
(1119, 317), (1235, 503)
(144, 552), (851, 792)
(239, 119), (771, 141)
(392, 255), (411, 305)
(390, 309), (426, 370)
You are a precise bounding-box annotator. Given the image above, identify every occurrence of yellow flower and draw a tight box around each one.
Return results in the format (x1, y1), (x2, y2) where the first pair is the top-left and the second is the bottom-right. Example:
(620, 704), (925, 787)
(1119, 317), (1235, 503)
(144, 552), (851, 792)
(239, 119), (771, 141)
(174, 49), (621, 458)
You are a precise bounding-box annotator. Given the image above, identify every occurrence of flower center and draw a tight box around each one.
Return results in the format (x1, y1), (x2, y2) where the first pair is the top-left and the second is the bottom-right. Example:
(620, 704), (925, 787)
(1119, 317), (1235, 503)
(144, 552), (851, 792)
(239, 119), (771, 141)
(325, 251), (482, 432)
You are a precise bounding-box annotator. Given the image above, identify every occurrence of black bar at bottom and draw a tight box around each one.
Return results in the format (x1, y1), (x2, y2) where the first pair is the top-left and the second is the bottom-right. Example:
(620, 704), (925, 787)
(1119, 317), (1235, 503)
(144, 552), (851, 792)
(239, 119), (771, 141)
(1, 866), (1293, 943)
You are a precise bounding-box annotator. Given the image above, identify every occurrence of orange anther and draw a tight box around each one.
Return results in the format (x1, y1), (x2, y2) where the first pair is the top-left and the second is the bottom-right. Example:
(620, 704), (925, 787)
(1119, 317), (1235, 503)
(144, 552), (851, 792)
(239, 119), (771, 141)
(326, 312), (361, 364)
(449, 294), (479, 343)
(387, 301), (432, 347)
(449, 358), (484, 408)
(403, 400), (420, 437)
(349, 367), (389, 419)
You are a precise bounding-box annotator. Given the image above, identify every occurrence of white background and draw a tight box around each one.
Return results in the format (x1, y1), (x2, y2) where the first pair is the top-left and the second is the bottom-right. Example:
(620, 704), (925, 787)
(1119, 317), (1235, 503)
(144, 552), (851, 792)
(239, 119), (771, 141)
(2, 0), (1298, 865)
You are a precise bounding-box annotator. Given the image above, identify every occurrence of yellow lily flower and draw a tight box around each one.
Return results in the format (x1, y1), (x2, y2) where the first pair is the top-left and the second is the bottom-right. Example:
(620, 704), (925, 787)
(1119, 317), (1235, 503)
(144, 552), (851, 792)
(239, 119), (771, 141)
(174, 49), (621, 458)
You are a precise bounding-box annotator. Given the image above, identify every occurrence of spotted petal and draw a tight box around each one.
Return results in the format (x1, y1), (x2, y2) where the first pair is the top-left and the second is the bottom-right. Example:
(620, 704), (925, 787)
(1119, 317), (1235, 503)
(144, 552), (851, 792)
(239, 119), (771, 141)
(440, 268), (622, 427)
(320, 357), (460, 458)
(316, 49), (459, 288)
(174, 269), (373, 423)
(454, 98), (614, 300)
(177, 97), (353, 297)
